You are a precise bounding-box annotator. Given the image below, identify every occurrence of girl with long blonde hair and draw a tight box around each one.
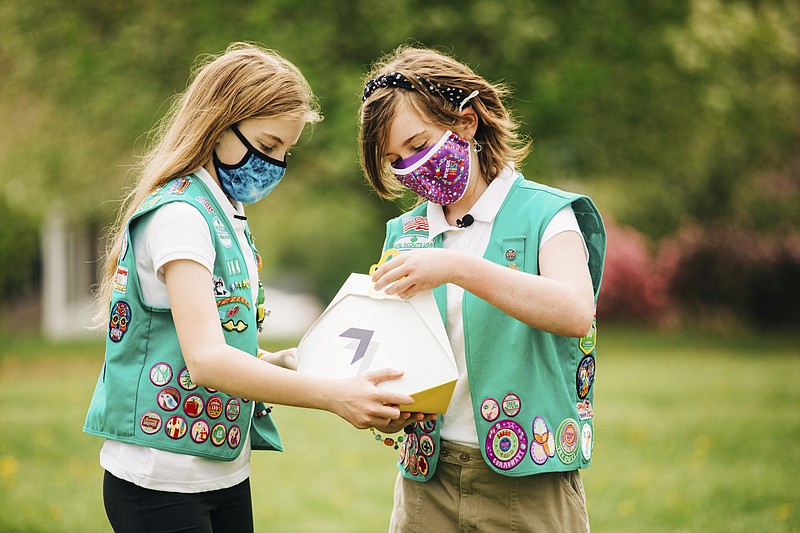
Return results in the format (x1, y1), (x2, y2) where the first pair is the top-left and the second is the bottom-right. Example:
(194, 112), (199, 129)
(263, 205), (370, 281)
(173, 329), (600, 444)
(85, 42), (412, 532)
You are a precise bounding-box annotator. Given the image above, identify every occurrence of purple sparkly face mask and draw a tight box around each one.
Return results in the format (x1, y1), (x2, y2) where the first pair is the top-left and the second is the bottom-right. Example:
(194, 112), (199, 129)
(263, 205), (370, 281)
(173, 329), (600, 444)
(390, 130), (471, 205)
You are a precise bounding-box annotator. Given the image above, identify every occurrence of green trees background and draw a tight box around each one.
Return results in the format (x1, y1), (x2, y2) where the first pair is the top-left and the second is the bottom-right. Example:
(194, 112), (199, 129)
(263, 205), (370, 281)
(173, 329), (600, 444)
(1, 0), (798, 323)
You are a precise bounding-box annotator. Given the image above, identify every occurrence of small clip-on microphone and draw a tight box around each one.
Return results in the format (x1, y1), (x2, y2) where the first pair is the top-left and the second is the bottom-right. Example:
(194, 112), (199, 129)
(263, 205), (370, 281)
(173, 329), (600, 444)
(456, 214), (474, 228)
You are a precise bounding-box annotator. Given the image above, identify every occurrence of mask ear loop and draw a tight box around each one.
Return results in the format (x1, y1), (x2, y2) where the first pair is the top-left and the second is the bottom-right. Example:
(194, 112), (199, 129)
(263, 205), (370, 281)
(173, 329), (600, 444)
(458, 90), (480, 111)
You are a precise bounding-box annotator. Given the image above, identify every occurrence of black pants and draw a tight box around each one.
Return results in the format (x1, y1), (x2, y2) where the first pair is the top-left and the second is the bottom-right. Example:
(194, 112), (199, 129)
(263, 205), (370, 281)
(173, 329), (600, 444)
(103, 471), (254, 533)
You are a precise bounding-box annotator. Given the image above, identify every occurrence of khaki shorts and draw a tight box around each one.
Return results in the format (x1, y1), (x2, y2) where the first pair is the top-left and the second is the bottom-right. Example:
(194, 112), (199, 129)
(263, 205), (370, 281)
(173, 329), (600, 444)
(389, 441), (590, 532)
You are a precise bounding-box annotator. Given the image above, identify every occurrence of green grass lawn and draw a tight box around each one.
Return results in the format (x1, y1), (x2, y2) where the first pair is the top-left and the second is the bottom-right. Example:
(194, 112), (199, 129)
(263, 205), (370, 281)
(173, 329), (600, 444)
(0, 327), (797, 532)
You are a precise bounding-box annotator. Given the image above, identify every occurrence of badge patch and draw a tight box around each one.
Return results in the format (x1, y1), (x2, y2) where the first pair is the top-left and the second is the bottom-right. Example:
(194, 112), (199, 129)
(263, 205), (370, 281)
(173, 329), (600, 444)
(417, 455), (429, 476)
(178, 368), (197, 391)
(207, 396), (223, 419)
(113, 266), (129, 294)
(420, 420), (436, 433)
(408, 454), (418, 475)
(579, 318), (597, 355)
(393, 234), (434, 251)
(556, 419), (580, 464)
(212, 276), (230, 297)
(581, 423), (593, 461)
(216, 296), (251, 310)
(480, 398), (500, 422)
(221, 319), (248, 333)
(406, 433), (419, 457)
(139, 411), (162, 435)
(226, 259), (242, 276)
(138, 195), (161, 213)
(108, 301), (132, 343)
(402, 216), (429, 232)
(419, 434), (435, 457)
(212, 217), (233, 248)
(195, 195), (216, 214)
(211, 423), (227, 446)
(530, 416), (556, 465)
(191, 420), (210, 444)
(149, 363), (173, 387)
(184, 394), (204, 418)
(227, 425), (241, 448)
(485, 420), (528, 470)
(165, 416), (188, 439)
(166, 177), (190, 195)
(577, 399), (594, 421)
(157, 387), (180, 411)
(225, 398), (241, 421)
(502, 393), (521, 417)
(576, 356), (595, 400)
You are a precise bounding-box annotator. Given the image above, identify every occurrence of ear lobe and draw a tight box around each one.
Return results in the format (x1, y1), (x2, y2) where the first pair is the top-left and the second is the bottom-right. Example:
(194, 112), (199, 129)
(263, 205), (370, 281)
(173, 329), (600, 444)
(457, 107), (479, 138)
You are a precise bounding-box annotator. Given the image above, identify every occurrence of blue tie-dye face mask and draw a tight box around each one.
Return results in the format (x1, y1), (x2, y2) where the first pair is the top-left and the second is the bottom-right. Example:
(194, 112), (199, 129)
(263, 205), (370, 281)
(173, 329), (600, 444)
(213, 125), (287, 204)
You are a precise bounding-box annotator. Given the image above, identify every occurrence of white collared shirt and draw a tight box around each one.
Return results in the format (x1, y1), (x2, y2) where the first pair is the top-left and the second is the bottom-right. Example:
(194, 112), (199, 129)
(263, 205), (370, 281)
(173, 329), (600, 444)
(429, 166), (586, 447)
(100, 167), (253, 492)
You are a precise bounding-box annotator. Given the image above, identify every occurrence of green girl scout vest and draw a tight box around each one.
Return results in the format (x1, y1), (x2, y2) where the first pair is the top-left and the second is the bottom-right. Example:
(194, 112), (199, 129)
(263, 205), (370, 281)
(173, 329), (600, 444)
(84, 174), (282, 461)
(385, 174), (605, 479)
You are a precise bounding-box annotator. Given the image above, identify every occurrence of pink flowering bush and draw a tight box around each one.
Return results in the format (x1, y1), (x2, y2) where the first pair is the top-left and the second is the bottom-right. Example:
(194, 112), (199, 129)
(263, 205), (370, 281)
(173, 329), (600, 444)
(598, 216), (800, 328)
(598, 217), (673, 324)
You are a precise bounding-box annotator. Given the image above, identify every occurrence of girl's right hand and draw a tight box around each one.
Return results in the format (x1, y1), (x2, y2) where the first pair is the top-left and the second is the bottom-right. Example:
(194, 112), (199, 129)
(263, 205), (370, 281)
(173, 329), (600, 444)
(331, 368), (414, 429)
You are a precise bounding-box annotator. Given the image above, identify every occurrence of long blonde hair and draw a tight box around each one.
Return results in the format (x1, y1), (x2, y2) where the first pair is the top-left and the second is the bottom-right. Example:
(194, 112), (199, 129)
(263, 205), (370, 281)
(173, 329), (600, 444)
(359, 45), (530, 199)
(94, 42), (321, 326)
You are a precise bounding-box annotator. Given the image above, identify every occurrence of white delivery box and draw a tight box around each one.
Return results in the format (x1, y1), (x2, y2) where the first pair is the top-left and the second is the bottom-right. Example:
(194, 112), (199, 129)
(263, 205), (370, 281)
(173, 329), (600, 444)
(297, 262), (457, 413)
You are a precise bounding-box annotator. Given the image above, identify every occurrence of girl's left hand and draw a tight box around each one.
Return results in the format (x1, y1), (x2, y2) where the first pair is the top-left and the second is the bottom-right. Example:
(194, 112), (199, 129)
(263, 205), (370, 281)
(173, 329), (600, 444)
(258, 348), (298, 370)
(371, 249), (460, 298)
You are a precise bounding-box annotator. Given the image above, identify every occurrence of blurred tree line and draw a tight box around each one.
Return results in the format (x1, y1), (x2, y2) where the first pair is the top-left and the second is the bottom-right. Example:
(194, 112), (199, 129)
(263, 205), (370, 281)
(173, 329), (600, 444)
(1, 0), (798, 327)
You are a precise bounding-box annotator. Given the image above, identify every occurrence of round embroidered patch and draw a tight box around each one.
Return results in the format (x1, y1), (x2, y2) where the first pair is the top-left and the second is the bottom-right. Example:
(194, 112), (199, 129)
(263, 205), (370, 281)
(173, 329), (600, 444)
(419, 434), (435, 457)
(227, 425), (241, 448)
(207, 396), (223, 419)
(178, 368), (197, 391)
(139, 411), (162, 435)
(225, 398), (241, 421)
(165, 416), (187, 439)
(408, 454), (418, 476)
(191, 420), (210, 444)
(406, 433), (419, 456)
(530, 416), (556, 465)
(480, 398), (500, 422)
(502, 393), (521, 417)
(211, 423), (227, 447)
(149, 362), (172, 387)
(556, 419), (580, 464)
(485, 420), (528, 471)
(581, 423), (593, 461)
(576, 356), (595, 400)
(157, 387), (180, 411)
(183, 394), (204, 418)
(420, 420), (436, 433)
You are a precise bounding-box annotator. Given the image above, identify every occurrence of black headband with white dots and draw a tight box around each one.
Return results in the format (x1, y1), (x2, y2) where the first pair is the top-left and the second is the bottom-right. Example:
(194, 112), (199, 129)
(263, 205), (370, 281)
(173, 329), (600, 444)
(362, 72), (478, 110)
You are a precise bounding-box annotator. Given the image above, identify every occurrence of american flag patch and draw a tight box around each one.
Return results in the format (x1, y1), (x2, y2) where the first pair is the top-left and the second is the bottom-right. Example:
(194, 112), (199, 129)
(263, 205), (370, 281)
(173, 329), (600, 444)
(402, 216), (429, 232)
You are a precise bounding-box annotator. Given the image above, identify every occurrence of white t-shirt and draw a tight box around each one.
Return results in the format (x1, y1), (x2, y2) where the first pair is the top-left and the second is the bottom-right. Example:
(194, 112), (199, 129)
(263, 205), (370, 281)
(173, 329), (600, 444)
(100, 168), (256, 493)
(427, 167), (588, 448)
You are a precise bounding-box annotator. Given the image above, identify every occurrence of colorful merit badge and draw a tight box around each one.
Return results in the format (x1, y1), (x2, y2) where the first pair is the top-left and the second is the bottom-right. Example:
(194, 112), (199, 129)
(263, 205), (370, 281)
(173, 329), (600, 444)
(485, 420), (528, 471)
(108, 301), (131, 342)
